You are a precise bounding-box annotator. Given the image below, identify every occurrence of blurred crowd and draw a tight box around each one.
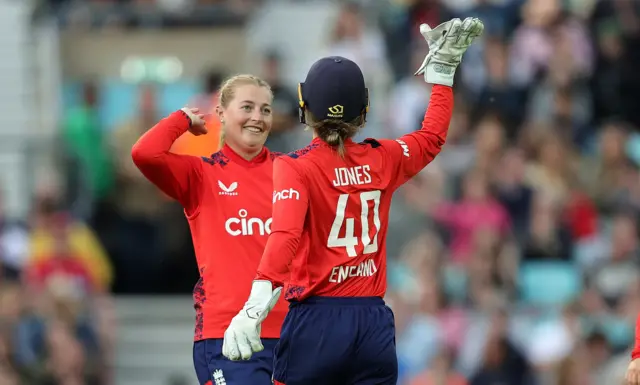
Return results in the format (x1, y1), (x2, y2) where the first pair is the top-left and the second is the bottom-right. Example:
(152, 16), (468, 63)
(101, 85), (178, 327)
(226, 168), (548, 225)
(35, 0), (265, 28)
(0, 192), (115, 384)
(2, 0), (640, 384)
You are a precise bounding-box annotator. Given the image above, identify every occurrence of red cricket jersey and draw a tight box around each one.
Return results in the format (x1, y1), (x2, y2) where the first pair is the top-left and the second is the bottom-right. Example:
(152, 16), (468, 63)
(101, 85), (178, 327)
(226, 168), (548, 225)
(131, 111), (288, 341)
(256, 85), (454, 300)
(633, 314), (640, 360)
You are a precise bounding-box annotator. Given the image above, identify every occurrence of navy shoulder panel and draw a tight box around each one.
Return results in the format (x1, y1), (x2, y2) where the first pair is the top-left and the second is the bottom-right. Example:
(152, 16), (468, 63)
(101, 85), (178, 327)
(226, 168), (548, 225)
(359, 138), (382, 148)
(202, 151), (230, 167)
(270, 151), (285, 159)
(285, 143), (319, 159)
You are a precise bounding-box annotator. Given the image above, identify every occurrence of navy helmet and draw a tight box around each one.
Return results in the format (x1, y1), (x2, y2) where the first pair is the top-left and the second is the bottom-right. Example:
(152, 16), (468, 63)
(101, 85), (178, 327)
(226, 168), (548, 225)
(297, 56), (369, 124)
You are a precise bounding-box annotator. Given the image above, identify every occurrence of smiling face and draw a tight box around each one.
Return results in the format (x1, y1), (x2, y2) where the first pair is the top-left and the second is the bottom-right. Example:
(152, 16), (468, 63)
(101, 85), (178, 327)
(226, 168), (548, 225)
(217, 78), (273, 157)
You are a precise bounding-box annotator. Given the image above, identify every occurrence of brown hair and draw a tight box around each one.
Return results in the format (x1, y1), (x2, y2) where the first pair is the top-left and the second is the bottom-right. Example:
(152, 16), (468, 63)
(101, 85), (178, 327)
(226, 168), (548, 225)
(217, 74), (273, 149)
(306, 111), (364, 157)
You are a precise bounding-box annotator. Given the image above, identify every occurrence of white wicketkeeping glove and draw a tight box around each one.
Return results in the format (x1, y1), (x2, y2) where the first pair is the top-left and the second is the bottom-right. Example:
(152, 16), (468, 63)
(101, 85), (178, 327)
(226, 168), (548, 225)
(222, 280), (282, 361)
(414, 17), (484, 86)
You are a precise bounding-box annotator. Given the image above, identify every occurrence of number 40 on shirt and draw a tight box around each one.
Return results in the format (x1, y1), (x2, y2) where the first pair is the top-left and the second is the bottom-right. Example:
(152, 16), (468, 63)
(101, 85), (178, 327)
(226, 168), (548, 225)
(328, 190), (381, 257)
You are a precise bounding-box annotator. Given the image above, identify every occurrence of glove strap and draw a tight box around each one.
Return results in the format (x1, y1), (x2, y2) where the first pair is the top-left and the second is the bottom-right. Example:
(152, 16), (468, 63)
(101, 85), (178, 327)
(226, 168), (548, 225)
(424, 61), (457, 87)
(243, 280), (282, 323)
(248, 280), (274, 300)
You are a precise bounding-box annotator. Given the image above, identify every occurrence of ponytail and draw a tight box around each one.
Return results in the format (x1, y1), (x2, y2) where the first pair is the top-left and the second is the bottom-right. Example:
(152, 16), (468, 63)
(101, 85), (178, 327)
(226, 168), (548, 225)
(306, 111), (364, 158)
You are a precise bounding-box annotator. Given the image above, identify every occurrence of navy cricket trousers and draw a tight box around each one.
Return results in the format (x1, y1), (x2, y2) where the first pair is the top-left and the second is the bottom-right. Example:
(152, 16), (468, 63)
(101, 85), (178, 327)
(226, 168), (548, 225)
(193, 338), (278, 385)
(272, 296), (398, 385)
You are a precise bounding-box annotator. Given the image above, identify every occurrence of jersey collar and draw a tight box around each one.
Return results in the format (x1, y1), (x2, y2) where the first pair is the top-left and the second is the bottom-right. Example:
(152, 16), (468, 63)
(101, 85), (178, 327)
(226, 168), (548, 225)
(221, 143), (269, 167)
(310, 137), (356, 146)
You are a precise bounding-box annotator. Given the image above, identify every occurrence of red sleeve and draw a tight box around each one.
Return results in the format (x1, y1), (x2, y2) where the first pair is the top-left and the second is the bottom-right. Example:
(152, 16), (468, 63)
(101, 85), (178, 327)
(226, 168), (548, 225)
(379, 84), (454, 189)
(256, 157), (309, 287)
(633, 313), (640, 360)
(131, 111), (204, 215)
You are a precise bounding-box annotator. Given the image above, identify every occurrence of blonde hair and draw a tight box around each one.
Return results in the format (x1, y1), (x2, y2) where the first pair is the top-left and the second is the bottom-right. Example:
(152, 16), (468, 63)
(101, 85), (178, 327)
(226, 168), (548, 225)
(217, 74), (273, 149)
(306, 110), (364, 158)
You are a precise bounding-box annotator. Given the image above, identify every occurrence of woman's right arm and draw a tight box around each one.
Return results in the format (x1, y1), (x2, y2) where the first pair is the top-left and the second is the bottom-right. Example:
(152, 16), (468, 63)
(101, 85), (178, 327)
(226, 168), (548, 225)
(131, 111), (204, 213)
(374, 85), (454, 190)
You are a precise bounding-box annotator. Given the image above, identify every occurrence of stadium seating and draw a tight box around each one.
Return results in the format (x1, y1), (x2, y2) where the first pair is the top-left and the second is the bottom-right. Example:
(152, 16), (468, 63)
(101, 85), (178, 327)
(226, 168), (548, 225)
(519, 261), (582, 307)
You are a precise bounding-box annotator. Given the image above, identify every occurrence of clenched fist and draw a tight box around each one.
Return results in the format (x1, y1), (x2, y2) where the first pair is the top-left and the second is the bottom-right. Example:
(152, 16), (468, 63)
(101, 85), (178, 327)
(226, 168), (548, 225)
(181, 107), (208, 136)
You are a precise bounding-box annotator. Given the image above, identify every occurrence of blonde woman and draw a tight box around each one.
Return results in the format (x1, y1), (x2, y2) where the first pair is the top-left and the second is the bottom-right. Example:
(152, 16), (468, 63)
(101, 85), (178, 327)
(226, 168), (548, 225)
(132, 74), (288, 385)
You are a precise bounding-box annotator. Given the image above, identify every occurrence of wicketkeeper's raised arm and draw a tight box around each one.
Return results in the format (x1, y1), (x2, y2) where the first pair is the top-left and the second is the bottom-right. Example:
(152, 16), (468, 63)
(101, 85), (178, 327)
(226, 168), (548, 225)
(383, 85), (453, 187)
(131, 110), (204, 213)
(380, 17), (483, 189)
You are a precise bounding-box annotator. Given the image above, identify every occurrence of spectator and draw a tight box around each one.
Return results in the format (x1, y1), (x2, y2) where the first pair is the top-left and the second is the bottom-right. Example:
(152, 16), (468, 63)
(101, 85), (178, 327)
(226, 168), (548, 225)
(525, 131), (574, 205)
(0, 321), (19, 385)
(430, 170), (511, 265)
(24, 235), (97, 297)
(555, 351), (593, 385)
(261, 50), (302, 152)
(41, 319), (101, 385)
(62, 79), (114, 223)
(388, 46), (433, 138)
(327, 2), (388, 78)
(591, 212), (640, 307)
(493, 148), (534, 240)
(466, 308), (533, 385)
(109, 83), (167, 293)
(469, 336), (532, 385)
(27, 193), (112, 293)
(0, 194), (28, 281)
(408, 347), (467, 385)
(521, 192), (573, 261)
(326, 1), (391, 137)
